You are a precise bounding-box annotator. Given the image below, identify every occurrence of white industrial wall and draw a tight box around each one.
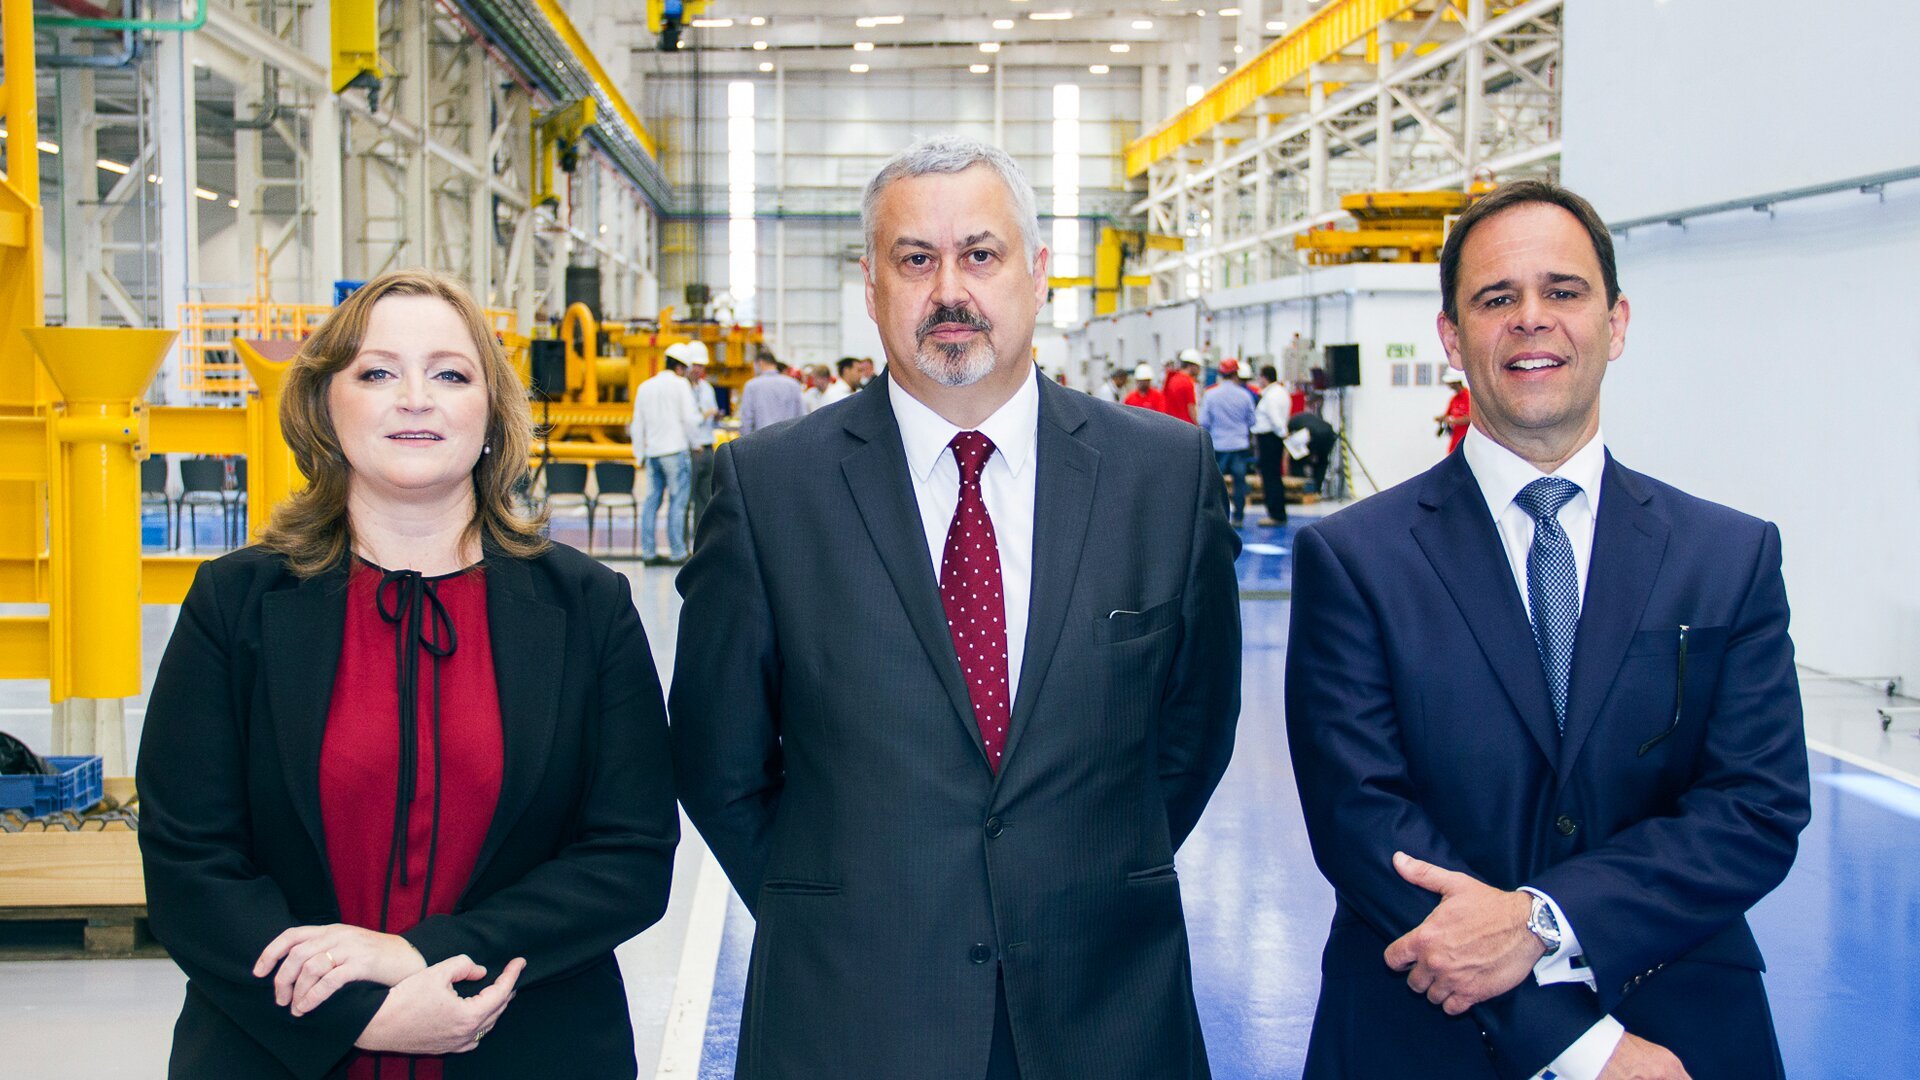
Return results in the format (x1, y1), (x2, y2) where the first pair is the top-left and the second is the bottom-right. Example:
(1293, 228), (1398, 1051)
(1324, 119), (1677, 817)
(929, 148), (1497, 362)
(1564, 0), (1920, 680)
(646, 68), (1140, 366)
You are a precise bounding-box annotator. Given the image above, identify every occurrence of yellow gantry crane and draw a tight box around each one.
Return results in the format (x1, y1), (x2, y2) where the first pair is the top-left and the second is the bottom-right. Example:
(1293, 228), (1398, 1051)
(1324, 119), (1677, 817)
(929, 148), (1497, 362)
(1048, 228), (1185, 317)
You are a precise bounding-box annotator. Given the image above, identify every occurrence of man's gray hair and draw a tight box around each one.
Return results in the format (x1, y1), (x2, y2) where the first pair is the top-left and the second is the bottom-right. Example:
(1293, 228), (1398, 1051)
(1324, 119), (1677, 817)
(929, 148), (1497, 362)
(861, 134), (1045, 269)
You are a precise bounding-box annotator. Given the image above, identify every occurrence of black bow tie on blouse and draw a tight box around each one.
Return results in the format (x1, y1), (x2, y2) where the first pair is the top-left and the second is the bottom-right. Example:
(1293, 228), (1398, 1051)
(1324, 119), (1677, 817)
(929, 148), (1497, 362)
(373, 568), (459, 906)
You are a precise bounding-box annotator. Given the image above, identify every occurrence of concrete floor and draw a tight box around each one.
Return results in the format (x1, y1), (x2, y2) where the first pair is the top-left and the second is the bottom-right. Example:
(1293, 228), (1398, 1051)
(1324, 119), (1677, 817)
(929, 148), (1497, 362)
(3, 514), (1917, 1077)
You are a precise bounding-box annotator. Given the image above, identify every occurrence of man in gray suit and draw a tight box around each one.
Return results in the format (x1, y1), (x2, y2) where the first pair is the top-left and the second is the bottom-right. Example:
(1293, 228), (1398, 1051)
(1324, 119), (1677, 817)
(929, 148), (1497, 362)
(670, 135), (1241, 1080)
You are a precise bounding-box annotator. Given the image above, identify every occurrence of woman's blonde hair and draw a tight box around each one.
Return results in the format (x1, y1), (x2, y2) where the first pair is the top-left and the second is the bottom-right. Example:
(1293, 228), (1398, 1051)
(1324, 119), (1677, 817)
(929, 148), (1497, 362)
(260, 268), (548, 576)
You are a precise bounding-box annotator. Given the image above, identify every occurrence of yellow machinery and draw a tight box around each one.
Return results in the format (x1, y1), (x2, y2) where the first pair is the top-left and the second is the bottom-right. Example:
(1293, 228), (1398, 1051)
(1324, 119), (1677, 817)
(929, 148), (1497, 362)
(0, 0), (306, 773)
(531, 98), (596, 210)
(1294, 189), (1489, 266)
(1048, 227), (1184, 316)
(526, 303), (761, 462)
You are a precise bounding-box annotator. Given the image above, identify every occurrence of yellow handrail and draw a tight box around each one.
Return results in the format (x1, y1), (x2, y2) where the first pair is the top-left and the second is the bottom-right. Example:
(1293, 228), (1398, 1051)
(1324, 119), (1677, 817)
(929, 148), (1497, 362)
(1124, 0), (1424, 177)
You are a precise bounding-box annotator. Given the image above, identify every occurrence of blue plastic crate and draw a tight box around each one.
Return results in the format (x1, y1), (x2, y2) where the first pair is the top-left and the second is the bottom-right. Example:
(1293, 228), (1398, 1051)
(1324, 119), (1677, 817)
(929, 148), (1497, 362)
(0, 755), (105, 816)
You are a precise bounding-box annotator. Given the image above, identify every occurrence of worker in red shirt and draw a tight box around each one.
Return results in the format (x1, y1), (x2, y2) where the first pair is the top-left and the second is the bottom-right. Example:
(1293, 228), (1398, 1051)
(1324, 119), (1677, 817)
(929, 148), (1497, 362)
(1162, 350), (1199, 423)
(1123, 363), (1166, 412)
(1436, 367), (1471, 454)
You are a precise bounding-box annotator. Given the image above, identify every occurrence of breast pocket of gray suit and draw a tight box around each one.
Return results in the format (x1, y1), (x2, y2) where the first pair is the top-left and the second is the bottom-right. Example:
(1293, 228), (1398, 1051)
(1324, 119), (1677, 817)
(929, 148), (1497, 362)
(1092, 595), (1183, 645)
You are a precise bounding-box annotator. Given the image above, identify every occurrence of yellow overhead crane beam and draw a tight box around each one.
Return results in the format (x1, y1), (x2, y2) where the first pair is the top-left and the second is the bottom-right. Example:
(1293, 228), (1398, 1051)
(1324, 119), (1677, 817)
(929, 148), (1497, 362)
(1048, 228), (1183, 316)
(1125, 0), (1426, 178)
(536, 0), (660, 161)
(330, 0), (382, 99)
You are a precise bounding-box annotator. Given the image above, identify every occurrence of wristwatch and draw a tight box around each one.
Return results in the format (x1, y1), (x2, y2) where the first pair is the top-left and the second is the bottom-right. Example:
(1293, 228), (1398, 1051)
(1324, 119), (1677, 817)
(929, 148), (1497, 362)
(1525, 892), (1563, 957)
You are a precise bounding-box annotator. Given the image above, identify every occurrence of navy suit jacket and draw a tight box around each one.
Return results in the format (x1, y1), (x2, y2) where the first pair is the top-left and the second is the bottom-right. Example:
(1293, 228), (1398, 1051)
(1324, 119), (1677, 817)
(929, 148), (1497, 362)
(1285, 448), (1810, 1079)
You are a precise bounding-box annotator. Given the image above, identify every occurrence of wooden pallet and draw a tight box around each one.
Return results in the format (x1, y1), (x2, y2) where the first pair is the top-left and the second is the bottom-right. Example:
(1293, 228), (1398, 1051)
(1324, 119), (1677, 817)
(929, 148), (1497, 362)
(0, 904), (164, 960)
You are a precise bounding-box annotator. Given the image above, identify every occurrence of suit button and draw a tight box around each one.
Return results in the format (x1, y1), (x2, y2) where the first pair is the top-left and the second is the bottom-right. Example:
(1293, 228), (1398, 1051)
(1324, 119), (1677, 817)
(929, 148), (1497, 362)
(969, 944), (993, 964)
(985, 817), (1004, 839)
(1555, 815), (1578, 837)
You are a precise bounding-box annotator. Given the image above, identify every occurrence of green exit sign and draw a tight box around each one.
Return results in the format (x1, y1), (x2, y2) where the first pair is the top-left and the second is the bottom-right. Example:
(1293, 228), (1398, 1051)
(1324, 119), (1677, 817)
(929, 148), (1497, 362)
(1385, 343), (1417, 359)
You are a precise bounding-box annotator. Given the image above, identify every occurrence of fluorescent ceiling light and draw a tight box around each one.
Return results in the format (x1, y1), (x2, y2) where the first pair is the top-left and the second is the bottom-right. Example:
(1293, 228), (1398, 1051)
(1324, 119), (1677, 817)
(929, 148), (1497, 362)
(1219, 7), (1241, 14)
(993, 18), (1014, 28)
(750, 16), (766, 26)
(850, 63), (870, 73)
(854, 41), (875, 51)
(753, 40), (768, 49)
(970, 63), (991, 73)
(227, 198), (239, 208)
(1029, 11), (1073, 19)
(1266, 20), (1288, 30)
(37, 140), (59, 154)
(147, 174), (162, 183)
(979, 42), (1001, 52)
(1110, 43), (1130, 53)
(599, 224), (608, 234)
(690, 18), (733, 28)
(856, 15), (904, 27)
(194, 187), (219, 201)
(97, 157), (130, 174)
(1089, 64), (1110, 74)
(759, 61), (774, 71)
(1132, 20), (1153, 29)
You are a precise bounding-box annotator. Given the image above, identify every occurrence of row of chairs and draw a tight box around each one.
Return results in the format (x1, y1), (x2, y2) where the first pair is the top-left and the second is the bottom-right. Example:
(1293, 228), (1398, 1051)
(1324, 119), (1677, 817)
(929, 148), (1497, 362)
(540, 462), (641, 554)
(141, 456), (246, 550)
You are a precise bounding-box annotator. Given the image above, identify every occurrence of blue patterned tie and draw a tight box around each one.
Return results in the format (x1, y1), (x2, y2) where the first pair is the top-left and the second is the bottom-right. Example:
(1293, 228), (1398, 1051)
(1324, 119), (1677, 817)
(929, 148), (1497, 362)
(1515, 477), (1582, 733)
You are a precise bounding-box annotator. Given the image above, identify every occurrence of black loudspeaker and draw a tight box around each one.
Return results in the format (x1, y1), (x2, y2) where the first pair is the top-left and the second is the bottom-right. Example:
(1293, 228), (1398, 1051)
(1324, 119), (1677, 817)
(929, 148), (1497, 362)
(1325, 344), (1361, 387)
(565, 265), (603, 321)
(529, 339), (567, 402)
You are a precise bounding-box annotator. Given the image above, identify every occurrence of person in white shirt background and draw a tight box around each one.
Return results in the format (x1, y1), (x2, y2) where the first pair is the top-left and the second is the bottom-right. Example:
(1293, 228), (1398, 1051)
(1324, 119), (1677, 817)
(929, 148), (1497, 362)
(629, 343), (705, 565)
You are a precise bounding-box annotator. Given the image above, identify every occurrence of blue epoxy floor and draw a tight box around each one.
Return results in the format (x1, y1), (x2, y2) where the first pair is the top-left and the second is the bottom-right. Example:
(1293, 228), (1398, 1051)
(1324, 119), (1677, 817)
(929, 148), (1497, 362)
(692, 552), (1920, 1077)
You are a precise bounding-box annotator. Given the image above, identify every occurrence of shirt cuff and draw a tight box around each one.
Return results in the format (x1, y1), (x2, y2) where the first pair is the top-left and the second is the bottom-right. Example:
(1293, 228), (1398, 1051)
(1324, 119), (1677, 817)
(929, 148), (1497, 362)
(1534, 1015), (1626, 1080)
(1519, 886), (1596, 990)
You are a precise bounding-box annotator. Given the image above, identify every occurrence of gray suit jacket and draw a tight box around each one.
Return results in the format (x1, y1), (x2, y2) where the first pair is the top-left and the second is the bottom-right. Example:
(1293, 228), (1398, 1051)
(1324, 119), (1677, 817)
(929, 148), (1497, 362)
(670, 370), (1241, 1080)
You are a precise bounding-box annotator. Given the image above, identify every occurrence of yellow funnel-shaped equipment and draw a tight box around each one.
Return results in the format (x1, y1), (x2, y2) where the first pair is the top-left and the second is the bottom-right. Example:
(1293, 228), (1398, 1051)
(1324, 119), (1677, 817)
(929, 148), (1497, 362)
(26, 327), (175, 404)
(234, 338), (305, 540)
(23, 327), (175, 701)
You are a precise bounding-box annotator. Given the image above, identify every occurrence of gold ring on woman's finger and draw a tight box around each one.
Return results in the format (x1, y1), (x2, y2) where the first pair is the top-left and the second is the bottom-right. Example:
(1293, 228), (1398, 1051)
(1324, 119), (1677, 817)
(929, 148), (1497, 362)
(325, 951), (337, 967)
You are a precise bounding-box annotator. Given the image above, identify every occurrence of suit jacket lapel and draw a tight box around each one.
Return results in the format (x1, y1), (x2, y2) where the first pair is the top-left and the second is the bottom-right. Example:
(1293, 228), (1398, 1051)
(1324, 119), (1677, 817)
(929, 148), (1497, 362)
(471, 551), (566, 882)
(838, 376), (987, 767)
(1558, 455), (1668, 780)
(1410, 453), (1561, 766)
(263, 565), (349, 873)
(1000, 380), (1098, 772)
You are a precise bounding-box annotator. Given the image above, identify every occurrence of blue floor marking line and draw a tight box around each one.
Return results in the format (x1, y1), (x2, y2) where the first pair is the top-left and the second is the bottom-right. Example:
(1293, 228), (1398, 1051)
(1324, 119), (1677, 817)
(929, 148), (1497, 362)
(1813, 773), (1920, 820)
(692, 601), (1920, 1078)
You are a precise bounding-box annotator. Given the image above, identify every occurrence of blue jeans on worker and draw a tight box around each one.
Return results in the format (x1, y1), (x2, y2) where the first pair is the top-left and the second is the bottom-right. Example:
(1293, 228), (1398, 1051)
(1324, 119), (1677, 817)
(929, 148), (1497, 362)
(642, 451), (692, 559)
(1216, 448), (1252, 525)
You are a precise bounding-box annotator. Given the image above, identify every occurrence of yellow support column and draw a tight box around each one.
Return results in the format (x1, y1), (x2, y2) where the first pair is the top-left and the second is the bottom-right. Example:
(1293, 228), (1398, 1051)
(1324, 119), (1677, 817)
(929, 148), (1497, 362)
(24, 328), (175, 773)
(1, 0), (51, 611)
(234, 339), (304, 541)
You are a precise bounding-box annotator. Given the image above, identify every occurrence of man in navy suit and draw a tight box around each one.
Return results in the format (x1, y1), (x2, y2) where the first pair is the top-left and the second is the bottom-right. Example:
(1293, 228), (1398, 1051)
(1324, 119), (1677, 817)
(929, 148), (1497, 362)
(1285, 180), (1810, 1080)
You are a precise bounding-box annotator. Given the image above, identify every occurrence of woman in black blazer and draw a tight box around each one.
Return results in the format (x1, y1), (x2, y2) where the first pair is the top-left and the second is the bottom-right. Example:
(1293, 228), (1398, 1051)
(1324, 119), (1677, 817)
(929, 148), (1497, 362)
(137, 269), (677, 1079)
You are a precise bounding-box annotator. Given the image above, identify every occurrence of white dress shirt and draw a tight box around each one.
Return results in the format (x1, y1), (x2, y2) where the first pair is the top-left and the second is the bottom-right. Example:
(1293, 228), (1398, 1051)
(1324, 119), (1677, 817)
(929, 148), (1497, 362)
(888, 367), (1039, 701)
(1460, 424), (1623, 1080)
(691, 378), (718, 447)
(821, 379), (856, 407)
(630, 370), (702, 458)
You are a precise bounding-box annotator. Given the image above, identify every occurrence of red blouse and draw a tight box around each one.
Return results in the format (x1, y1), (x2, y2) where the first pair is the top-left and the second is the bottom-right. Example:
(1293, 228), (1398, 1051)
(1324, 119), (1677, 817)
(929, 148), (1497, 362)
(320, 562), (504, 1080)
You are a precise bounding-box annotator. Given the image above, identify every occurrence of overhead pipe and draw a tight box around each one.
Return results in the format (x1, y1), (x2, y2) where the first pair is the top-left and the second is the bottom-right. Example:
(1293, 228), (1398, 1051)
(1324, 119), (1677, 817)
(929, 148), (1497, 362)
(37, 0), (206, 32)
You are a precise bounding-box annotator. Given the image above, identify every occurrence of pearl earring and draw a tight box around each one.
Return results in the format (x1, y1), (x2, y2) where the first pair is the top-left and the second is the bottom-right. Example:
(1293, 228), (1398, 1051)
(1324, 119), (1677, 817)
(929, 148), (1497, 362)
(482, 444), (493, 455)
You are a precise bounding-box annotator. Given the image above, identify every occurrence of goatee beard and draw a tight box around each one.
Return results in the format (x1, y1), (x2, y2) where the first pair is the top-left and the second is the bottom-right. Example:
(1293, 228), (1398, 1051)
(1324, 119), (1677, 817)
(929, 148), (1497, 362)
(913, 305), (997, 388)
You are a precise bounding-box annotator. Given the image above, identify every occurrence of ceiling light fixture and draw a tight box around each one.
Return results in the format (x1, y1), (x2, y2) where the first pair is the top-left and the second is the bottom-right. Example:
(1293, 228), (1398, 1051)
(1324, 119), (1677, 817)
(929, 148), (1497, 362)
(979, 42), (1001, 52)
(970, 63), (992, 73)
(96, 158), (130, 174)
(993, 18), (1014, 28)
(1089, 64), (1110, 74)
(1110, 43), (1130, 53)
(1029, 11), (1073, 19)
(690, 18), (732, 28)
(1266, 20), (1288, 31)
(194, 187), (219, 201)
(850, 63), (870, 72)
(1132, 19), (1153, 29)
(227, 198), (240, 208)
(753, 40), (768, 49)
(854, 41), (875, 51)
(36, 140), (59, 154)
(750, 16), (766, 26)
(855, 15), (904, 27)
(1219, 7), (1242, 15)
(759, 61), (774, 71)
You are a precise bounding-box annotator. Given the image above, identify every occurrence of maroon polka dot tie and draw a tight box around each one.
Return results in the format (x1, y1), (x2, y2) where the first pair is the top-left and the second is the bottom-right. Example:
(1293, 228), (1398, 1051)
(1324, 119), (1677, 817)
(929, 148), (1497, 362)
(941, 431), (1010, 771)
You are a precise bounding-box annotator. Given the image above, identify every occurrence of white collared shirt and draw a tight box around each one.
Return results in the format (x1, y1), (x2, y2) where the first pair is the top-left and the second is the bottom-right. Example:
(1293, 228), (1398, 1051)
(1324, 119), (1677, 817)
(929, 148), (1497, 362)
(888, 367), (1039, 700)
(630, 370), (702, 458)
(1460, 424), (1624, 1080)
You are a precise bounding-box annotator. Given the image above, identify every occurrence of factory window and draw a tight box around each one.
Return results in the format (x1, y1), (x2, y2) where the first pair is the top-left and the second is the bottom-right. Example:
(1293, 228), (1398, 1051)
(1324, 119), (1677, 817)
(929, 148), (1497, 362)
(1052, 83), (1081, 329)
(728, 81), (756, 321)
